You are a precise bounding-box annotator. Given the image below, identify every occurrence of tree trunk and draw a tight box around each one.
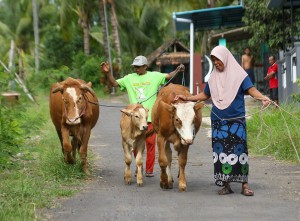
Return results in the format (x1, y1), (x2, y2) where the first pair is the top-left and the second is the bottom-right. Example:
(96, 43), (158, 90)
(81, 11), (90, 55)
(108, 0), (121, 79)
(99, 0), (109, 59)
(32, 0), (39, 73)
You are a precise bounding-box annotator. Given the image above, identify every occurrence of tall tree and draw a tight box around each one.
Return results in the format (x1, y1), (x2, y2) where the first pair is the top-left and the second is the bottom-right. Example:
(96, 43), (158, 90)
(107, 0), (121, 64)
(32, 0), (39, 73)
(243, 0), (300, 51)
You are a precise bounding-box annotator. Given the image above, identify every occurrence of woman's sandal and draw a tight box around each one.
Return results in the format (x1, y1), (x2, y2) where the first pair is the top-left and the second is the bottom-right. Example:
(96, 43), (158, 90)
(218, 187), (234, 195)
(241, 188), (254, 196)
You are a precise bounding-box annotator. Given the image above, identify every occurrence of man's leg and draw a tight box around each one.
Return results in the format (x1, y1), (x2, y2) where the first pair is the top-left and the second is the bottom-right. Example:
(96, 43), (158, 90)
(145, 123), (156, 176)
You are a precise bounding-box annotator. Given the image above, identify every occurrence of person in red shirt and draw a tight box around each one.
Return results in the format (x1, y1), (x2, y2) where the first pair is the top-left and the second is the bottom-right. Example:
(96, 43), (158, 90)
(265, 55), (279, 105)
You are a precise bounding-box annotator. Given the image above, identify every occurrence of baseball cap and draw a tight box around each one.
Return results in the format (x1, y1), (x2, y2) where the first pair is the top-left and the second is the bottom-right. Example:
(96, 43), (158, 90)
(131, 55), (148, 66)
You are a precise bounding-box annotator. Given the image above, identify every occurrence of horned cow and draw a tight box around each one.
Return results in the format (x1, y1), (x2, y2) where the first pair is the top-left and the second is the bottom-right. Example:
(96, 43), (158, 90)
(120, 103), (148, 187)
(49, 77), (99, 175)
(151, 83), (203, 192)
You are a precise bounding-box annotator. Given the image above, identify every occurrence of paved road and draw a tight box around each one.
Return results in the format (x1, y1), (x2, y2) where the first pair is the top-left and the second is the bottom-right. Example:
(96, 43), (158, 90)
(46, 97), (300, 221)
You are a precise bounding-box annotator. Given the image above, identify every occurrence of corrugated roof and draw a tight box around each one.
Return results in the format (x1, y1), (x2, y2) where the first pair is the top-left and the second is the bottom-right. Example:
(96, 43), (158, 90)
(173, 5), (245, 32)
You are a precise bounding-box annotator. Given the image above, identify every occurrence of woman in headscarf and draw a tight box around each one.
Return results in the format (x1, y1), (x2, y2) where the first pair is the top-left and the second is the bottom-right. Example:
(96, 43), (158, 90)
(174, 46), (270, 196)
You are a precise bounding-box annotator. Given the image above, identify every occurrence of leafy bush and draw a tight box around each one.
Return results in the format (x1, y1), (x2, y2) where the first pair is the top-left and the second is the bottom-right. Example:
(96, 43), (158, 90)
(72, 52), (105, 86)
(0, 106), (24, 170)
(0, 99), (48, 171)
(29, 66), (72, 90)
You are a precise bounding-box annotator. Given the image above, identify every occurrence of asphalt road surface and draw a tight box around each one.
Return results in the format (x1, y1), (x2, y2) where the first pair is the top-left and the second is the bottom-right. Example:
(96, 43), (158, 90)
(45, 96), (300, 221)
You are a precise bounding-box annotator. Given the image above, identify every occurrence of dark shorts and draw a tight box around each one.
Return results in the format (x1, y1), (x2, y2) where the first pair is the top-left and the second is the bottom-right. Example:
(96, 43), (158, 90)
(269, 88), (278, 101)
(245, 68), (255, 85)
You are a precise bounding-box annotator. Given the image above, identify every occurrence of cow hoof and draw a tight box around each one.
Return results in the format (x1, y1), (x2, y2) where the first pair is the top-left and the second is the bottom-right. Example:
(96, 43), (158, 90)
(64, 154), (75, 164)
(124, 179), (132, 185)
(160, 182), (173, 189)
(178, 185), (187, 192)
(137, 182), (144, 187)
(124, 176), (132, 185)
(82, 166), (90, 176)
(84, 169), (91, 176)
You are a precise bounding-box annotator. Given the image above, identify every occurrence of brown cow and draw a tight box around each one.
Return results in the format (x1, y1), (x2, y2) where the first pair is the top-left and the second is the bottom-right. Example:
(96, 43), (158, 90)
(151, 83), (203, 191)
(120, 103), (148, 186)
(49, 77), (99, 175)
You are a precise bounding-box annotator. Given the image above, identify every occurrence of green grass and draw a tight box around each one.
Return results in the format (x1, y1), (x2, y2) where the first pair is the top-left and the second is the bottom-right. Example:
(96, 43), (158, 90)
(247, 104), (300, 163)
(0, 90), (97, 221)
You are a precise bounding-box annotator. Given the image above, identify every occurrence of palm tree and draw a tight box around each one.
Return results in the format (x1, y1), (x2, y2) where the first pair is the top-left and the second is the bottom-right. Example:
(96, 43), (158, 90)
(60, 0), (98, 55)
(0, 0), (34, 78)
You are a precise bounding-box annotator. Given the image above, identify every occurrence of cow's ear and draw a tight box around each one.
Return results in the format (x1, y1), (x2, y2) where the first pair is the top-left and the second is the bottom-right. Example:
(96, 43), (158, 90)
(162, 101), (174, 113)
(120, 109), (132, 116)
(194, 102), (204, 111)
(52, 85), (64, 94)
(87, 82), (92, 87)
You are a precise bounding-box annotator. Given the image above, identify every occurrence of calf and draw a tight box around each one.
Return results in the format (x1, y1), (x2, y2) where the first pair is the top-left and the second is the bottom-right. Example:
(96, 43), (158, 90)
(151, 83), (203, 191)
(120, 103), (148, 186)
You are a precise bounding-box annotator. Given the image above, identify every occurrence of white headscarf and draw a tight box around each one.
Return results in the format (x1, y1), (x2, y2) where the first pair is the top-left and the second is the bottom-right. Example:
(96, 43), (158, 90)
(208, 46), (248, 110)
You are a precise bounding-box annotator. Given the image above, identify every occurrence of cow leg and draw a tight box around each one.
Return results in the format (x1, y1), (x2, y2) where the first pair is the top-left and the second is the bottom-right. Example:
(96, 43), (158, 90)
(71, 137), (78, 162)
(157, 135), (171, 189)
(79, 128), (91, 175)
(165, 142), (174, 189)
(55, 128), (64, 153)
(61, 127), (75, 164)
(177, 145), (189, 192)
(122, 141), (132, 185)
(135, 140), (145, 187)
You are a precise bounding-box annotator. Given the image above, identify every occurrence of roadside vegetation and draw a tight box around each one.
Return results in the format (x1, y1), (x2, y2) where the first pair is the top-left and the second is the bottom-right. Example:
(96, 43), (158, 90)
(247, 103), (300, 163)
(0, 90), (104, 221)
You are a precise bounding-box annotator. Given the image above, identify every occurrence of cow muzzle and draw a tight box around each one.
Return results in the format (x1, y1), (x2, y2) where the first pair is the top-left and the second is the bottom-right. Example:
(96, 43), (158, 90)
(181, 137), (194, 145)
(66, 116), (81, 125)
(141, 125), (148, 131)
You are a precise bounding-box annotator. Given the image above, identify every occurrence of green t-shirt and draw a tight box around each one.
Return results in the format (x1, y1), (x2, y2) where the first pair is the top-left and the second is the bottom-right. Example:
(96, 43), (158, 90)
(116, 71), (166, 122)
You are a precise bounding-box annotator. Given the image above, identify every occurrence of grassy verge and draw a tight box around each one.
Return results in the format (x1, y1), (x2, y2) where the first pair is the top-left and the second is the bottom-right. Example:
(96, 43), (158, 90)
(0, 89), (102, 221)
(247, 104), (300, 163)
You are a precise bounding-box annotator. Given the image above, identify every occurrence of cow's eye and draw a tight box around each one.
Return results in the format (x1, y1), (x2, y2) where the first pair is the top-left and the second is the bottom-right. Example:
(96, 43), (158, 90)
(135, 115), (139, 119)
(77, 96), (82, 103)
(62, 97), (68, 104)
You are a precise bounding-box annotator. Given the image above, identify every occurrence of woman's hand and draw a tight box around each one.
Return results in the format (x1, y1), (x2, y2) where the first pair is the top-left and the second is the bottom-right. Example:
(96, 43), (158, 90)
(262, 96), (271, 106)
(174, 94), (187, 101)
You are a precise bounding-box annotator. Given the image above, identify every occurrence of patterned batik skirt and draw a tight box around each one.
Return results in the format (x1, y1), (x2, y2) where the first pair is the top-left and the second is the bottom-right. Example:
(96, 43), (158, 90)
(212, 118), (249, 187)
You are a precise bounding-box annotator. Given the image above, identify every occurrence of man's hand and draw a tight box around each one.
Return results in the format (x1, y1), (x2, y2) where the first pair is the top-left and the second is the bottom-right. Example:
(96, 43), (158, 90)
(176, 64), (185, 72)
(100, 61), (110, 74)
(264, 74), (271, 80)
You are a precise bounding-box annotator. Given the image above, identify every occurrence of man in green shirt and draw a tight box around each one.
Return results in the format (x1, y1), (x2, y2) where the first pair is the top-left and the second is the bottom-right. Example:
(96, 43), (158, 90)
(101, 55), (184, 177)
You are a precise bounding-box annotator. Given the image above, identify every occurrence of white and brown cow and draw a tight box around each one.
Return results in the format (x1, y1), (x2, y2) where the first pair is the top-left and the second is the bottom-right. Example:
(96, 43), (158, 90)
(151, 83), (203, 192)
(120, 103), (148, 186)
(49, 77), (99, 175)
